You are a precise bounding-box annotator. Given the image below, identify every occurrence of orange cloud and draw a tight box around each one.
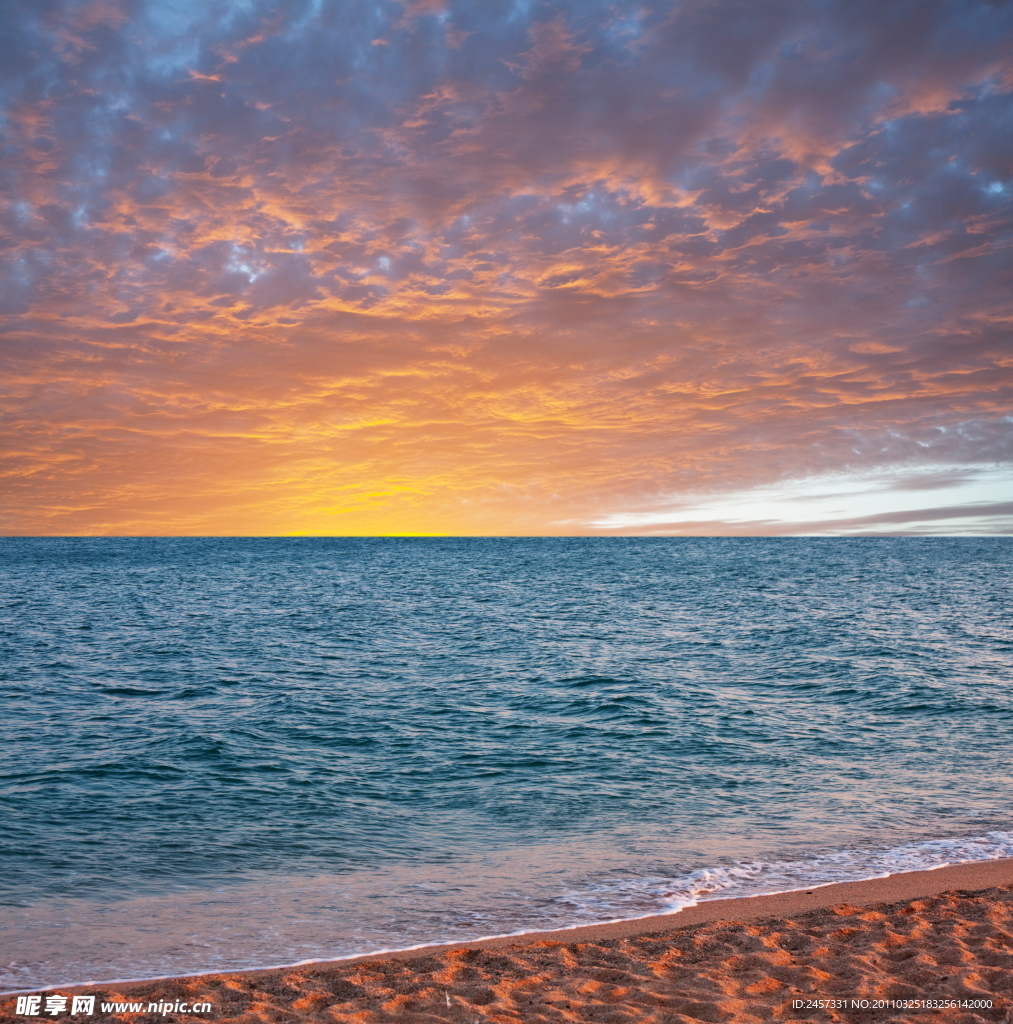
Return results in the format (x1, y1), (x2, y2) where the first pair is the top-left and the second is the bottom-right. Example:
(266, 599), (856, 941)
(1, 0), (1011, 534)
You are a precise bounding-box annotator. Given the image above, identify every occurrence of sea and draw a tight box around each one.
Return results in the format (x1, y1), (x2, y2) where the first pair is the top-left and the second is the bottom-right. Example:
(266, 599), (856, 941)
(2, 537), (1012, 993)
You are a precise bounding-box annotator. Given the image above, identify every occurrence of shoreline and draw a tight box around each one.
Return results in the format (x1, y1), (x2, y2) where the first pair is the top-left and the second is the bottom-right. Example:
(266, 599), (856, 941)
(7, 857), (1013, 997)
(293, 856), (1013, 968)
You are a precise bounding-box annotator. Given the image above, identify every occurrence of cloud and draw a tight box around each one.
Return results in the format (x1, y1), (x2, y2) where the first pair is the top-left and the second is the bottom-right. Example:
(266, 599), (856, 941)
(587, 465), (1013, 534)
(1, 0), (1011, 533)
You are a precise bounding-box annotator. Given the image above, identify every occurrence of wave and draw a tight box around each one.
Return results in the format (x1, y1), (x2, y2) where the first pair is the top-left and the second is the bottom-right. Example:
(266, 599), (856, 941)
(556, 831), (1013, 922)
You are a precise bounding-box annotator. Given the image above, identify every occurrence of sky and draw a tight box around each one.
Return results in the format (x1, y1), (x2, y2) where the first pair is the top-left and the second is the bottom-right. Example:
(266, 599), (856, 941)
(2, 0), (1011, 536)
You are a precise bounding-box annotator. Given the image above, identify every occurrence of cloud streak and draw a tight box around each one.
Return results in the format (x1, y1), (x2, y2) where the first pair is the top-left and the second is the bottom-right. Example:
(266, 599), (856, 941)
(2, 0), (1011, 533)
(588, 464), (1013, 534)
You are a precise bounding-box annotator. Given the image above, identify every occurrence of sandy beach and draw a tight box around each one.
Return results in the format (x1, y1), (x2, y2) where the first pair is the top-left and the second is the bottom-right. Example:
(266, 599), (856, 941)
(5, 860), (1013, 1024)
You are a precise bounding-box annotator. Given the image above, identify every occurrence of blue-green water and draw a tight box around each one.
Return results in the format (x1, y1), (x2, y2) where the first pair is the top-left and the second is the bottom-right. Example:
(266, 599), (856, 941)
(2, 537), (1011, 990)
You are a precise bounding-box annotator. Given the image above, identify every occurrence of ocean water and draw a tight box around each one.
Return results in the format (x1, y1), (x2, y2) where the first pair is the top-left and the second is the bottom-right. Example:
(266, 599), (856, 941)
(2, 536), (1012, 992)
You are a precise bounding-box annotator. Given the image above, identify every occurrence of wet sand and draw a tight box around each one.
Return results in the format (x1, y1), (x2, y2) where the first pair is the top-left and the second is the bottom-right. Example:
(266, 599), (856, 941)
(4, 859), (1013, 1023)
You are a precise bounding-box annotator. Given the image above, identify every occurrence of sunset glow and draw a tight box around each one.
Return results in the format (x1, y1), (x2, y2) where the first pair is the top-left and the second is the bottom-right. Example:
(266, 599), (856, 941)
(3, 0), (1011, 534)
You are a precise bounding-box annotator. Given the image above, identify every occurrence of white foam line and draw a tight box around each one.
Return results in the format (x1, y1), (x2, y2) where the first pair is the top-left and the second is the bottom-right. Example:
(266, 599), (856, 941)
(4, 839), (1012, 996)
